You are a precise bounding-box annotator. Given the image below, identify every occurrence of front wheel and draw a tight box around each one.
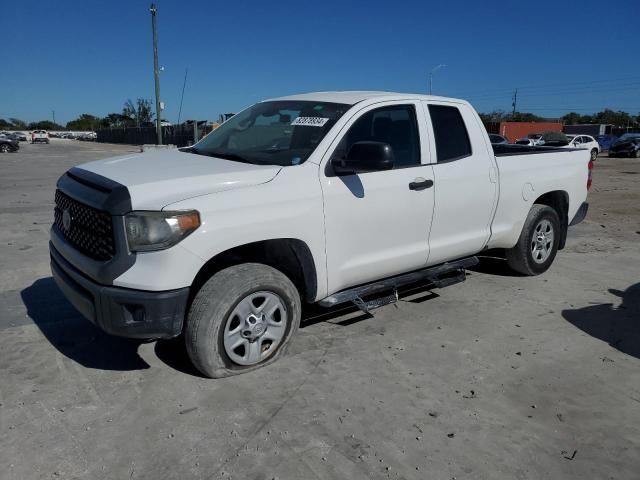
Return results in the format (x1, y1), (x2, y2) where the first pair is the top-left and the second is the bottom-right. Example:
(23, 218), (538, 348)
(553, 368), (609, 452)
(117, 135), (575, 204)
(590, 149), (598, 161)
(185, 263), (301, 378)
(634, 149), (640, 159)
(506, 204), (561, 276)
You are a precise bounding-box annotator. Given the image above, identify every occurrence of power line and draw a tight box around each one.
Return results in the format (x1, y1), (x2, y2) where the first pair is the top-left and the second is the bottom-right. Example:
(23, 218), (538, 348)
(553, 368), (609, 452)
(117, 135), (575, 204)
(465, 83), (640, 101)
(177, 67), (188, 125)
(452, 75), (640, 98)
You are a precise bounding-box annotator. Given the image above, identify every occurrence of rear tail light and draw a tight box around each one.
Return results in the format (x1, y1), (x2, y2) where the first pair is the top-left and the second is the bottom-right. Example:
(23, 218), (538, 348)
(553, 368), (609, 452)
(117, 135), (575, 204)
(587, 160), (594, 190)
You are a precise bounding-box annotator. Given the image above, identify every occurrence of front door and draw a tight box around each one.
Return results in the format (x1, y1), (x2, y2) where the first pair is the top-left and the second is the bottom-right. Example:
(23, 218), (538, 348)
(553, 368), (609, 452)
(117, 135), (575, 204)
(320, 101), (435, 294)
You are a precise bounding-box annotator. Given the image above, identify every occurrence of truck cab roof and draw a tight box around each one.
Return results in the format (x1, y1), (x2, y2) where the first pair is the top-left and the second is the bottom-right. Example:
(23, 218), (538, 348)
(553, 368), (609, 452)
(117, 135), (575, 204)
(267, 91), (468, 106)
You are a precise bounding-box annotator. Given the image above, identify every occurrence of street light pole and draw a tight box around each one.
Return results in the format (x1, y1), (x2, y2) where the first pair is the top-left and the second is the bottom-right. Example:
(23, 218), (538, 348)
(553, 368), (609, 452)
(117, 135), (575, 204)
(429, 64), (447, 95)
(150, 3), (162, 145)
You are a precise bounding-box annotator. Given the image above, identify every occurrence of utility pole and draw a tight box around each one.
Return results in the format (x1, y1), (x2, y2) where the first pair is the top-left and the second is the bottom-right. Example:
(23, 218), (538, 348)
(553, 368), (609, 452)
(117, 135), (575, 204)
(150, 3), (162, 144)
(52, 110), (56, 125)
(511, 88), (518, 116)
(429, 64), (447, 95)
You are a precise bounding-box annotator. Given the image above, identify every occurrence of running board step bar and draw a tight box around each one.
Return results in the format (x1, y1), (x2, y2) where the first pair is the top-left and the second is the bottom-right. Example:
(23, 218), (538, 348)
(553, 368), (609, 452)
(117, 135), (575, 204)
(318, 256), (479, 311)
(353, 291), (399, 314)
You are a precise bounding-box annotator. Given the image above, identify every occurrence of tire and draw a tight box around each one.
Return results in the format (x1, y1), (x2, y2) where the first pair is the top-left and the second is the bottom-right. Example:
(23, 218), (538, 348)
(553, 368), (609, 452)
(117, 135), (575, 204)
(634, 149), (640, 159)
(506, 204), (561, 276)
(185, 263), (301, 378)
(0, 144), (9, 153)
(590, 149), (598, 161)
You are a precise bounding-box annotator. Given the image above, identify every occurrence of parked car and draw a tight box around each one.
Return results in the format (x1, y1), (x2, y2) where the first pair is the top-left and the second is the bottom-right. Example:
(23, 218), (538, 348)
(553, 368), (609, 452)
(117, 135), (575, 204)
(564, 135), (600, 160)
(0, 135), (19, 152)
(31, 130), (49, 144)
(595, 134), (617, 151)
(488, 134), (509, 144)
(608, 133), (640, 158)
(538, 131), (571, 147)
(0, 131), (18, 142)
(515, 133), (545, 146)
(13, 131), (28, 141)
(50, 91), (591, 378)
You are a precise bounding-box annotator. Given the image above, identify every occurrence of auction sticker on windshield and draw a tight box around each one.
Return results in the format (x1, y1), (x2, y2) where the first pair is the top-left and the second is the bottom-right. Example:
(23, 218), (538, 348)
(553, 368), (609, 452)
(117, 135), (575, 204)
(291, 117), (330, 127)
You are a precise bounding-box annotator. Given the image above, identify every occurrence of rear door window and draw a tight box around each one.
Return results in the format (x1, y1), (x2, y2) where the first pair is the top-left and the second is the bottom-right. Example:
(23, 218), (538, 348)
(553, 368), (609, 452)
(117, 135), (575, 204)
(428, 105), (472, 162)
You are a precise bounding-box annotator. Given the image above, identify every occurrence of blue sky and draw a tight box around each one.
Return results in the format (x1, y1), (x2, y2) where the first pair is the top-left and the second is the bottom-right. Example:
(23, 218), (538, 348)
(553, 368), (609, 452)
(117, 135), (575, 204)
(2, 0), (638, 124)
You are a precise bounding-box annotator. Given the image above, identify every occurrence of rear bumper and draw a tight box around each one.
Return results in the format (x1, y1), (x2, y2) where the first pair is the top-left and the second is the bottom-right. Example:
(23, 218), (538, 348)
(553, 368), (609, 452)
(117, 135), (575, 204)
(569, 202), (589, 227)
(50, 243), (189, 339)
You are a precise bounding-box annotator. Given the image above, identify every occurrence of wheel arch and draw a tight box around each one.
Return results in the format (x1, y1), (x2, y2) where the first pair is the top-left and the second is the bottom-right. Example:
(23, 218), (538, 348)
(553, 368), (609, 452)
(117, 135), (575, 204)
(532, 190), (569, 249)
(190, 238), (318, 304)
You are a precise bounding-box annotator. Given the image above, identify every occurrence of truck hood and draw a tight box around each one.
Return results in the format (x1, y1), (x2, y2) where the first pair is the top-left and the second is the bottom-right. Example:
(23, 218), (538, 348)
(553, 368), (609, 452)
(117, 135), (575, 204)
(78, 149), (281, 210)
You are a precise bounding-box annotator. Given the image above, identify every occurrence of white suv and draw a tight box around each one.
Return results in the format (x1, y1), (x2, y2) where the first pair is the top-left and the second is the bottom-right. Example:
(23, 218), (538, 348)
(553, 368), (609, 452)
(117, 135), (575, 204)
(565, 135), (600, 161)
(32, 130), (50, 144)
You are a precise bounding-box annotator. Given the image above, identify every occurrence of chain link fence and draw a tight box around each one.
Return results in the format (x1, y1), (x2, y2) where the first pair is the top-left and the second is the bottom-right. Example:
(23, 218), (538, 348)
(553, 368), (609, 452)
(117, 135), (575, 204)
(96, 123), (213, 147)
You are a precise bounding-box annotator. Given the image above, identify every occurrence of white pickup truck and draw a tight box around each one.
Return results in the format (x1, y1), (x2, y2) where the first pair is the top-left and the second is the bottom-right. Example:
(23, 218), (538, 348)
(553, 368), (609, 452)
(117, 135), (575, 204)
(50, 91), (591, 378)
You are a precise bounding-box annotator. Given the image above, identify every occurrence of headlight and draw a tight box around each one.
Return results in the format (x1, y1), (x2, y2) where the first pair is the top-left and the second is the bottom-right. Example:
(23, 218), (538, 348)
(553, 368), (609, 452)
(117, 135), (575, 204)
(125, 210), (200, 252)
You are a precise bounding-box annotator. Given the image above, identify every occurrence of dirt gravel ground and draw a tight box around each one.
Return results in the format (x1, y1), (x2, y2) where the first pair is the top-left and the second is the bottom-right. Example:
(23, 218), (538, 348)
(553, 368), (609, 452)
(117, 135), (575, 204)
(1, 140), (638, 480)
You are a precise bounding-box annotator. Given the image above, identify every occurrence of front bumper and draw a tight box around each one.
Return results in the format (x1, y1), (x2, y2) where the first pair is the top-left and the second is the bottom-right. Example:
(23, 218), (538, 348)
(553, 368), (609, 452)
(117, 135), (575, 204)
(50, 243), (189, 339)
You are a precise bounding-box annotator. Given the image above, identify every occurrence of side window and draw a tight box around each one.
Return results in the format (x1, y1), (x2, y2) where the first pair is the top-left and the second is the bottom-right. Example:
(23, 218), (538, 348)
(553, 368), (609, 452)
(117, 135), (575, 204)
(338, 105), (420, 168)
(428, 105), (472, 162)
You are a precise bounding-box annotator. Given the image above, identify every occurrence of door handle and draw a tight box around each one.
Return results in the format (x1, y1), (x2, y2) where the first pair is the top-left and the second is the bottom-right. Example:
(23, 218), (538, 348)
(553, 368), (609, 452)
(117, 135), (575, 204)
(409, 178), (434, 191)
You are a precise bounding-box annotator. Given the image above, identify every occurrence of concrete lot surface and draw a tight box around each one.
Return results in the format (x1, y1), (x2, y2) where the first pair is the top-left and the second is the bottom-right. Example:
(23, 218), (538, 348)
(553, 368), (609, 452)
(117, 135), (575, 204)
(1, 140), (638, 480)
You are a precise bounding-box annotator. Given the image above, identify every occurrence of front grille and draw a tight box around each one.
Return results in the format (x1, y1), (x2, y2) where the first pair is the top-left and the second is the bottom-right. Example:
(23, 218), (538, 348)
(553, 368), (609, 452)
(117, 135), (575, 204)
(54, 190), (115, 261)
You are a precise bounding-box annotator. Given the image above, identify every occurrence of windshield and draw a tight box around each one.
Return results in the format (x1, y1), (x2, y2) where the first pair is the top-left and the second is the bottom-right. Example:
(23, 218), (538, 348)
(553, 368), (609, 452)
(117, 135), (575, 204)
(188, 100), (349, 166)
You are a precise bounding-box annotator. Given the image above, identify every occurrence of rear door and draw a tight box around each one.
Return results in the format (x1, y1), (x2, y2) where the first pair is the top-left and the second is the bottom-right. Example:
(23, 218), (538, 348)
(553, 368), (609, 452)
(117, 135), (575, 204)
(421, 101), (498, 265)
(320, 101), (435, 294)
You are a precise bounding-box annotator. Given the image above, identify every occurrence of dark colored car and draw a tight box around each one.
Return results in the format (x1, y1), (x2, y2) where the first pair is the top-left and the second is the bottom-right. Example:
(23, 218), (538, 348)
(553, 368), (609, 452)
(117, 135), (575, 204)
(541, 131), (570, 147)
(0, 136), (20, 152)
(608, 133), (640, 158)
(488, 134), (509, 144)
(596, 134), (617, 151)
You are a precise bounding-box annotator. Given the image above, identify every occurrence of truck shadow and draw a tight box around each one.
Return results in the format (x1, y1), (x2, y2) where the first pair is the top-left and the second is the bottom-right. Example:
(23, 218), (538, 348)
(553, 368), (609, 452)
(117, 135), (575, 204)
(153, 302), (378, 377)
(21, 276), (445, 376)
(562, 283), (640, 359)
(20, 277), (150, 371)
(470, 255), (525, 277)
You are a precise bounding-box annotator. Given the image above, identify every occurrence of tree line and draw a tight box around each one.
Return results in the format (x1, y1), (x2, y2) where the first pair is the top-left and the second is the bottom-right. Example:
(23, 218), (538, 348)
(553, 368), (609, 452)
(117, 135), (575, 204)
(0, 98), (157, 132)
(479, 109), (640, 127)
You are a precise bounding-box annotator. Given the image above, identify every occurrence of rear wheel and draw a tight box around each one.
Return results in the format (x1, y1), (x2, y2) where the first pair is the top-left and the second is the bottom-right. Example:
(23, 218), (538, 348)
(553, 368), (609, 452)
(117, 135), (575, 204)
(590, 149), (598, 161)
(506, 204), (561, 276)
(185, 263), (301, 378)
(0, 144), (9, 153)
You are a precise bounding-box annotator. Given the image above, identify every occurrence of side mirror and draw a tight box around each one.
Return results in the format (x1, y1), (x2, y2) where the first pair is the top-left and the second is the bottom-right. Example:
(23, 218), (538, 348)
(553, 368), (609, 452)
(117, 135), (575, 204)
(332, 141), (395, 175)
